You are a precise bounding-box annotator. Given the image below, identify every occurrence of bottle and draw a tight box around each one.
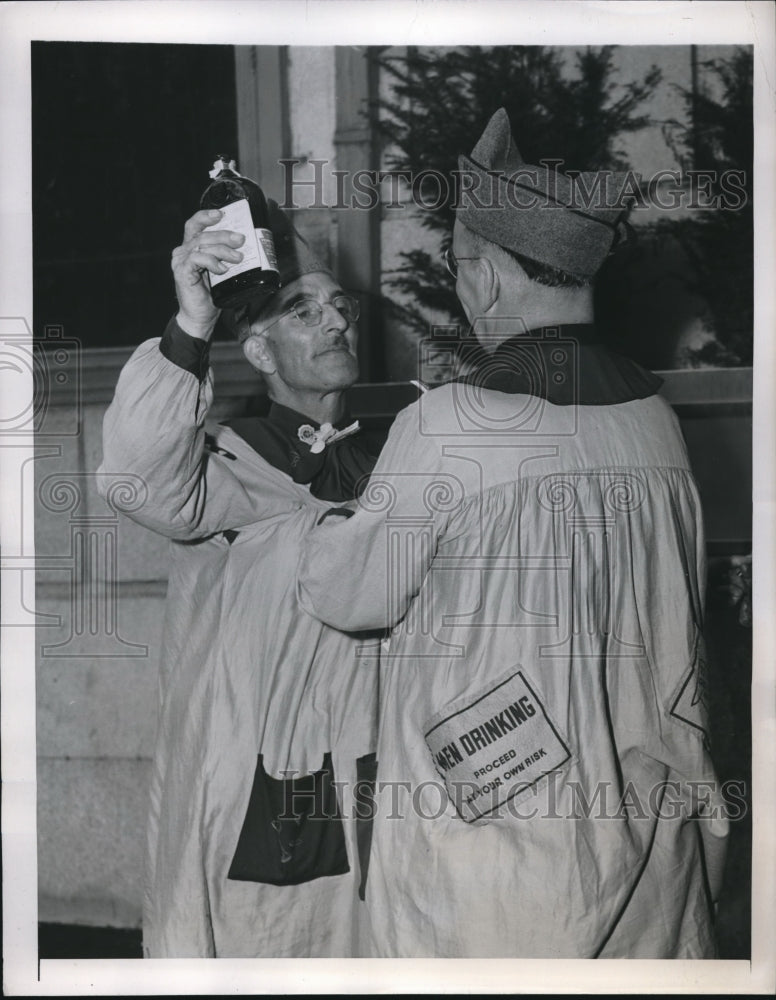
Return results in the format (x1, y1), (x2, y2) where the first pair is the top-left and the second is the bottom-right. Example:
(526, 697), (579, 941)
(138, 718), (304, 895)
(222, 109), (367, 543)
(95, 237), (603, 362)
(199, 156), (280, 310)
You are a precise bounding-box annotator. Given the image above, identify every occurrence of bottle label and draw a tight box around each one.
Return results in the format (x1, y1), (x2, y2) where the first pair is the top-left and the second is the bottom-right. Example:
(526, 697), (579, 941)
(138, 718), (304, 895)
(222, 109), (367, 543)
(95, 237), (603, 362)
(256, 228), (278, 272)
(207, 199), (277, 286)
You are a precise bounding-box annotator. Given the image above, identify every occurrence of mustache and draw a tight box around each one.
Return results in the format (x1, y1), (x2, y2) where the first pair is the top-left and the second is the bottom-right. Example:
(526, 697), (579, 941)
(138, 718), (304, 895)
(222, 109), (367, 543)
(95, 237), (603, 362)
(316, 338), (354, 354)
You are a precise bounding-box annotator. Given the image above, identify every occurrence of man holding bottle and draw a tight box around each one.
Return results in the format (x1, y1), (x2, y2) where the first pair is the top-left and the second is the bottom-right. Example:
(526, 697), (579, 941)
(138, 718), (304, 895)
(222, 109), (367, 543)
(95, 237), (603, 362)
(297, 109), (728, 957)
(98, 197), (387, 957)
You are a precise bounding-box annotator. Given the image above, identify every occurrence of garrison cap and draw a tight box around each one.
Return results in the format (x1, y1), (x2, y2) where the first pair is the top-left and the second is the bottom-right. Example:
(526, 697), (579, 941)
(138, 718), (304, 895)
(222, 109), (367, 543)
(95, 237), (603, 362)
(267, 199), (330, 289)
(224, 200), (332, 341)
(456, 108), (636, 279)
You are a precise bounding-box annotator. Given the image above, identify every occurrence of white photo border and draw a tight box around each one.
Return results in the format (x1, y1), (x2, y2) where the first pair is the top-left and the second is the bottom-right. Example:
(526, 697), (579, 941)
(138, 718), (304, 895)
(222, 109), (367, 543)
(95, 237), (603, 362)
(1, 1), (774, 994)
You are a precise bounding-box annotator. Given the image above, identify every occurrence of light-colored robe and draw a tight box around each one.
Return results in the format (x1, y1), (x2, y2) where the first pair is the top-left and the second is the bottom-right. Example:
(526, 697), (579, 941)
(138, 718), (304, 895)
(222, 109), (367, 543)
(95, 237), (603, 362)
(98, 339), (376, 957)
(298, 380), (728, 958)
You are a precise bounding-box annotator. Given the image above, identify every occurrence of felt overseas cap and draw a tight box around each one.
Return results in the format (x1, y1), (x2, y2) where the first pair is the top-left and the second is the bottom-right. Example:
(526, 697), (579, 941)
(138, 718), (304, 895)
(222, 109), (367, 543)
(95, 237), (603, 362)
(223, 200), (332, 340)
(456, 108), (636, 279)
(268, 199), (331, 288)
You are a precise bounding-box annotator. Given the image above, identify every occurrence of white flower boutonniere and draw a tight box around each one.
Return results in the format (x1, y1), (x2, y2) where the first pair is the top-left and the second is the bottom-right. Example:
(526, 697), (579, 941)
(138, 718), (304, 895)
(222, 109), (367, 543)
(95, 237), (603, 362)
(297, 424), (318, 447)
(298, 420), (360, 454)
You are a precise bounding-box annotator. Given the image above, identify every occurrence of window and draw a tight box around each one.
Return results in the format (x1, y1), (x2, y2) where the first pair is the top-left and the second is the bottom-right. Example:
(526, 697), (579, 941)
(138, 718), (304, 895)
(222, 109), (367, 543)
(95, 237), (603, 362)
(33, 42), (238, 347)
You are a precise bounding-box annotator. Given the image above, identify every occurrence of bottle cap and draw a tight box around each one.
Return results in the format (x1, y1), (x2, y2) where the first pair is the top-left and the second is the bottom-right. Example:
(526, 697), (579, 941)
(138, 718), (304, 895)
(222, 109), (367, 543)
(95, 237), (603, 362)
(209, 157), (239, 179)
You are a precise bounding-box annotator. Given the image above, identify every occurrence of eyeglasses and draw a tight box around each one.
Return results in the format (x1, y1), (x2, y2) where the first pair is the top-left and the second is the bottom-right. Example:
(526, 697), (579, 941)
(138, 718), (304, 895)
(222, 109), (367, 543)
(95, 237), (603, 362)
(442, 247), (480, 279)
(264, 293), (360, 332)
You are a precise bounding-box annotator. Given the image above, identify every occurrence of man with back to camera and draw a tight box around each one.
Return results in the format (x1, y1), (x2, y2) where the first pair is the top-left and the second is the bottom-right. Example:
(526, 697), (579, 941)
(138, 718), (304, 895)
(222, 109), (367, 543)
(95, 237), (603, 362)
(297, 108), (729, 957)
(97, 198), (392, 956)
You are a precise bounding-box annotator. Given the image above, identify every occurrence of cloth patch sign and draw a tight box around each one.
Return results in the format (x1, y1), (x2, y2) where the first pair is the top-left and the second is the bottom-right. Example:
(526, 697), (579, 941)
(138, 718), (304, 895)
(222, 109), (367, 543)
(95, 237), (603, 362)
(424, 670), (570, 823)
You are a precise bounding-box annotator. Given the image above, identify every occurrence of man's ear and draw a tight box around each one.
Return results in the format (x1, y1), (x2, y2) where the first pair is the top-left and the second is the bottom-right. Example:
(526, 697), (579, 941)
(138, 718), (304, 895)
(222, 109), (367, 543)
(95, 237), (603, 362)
(243, 332), (277, 375)
(475, 257), (500, 313)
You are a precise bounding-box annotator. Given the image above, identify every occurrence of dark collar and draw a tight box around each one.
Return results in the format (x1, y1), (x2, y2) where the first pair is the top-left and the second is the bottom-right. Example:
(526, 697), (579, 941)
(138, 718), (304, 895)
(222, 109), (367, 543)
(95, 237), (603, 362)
(456, 324), (662, 405)
(221, 402), (385, 502)
(264, 401), (355, 435)
(224, 401), (353, 458)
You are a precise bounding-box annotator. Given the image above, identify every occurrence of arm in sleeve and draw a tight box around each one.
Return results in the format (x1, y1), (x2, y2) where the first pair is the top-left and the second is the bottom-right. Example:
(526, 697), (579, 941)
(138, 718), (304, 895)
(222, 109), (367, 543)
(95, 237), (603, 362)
(97, 318), (261, 539)
(297, 404), (453, 631)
